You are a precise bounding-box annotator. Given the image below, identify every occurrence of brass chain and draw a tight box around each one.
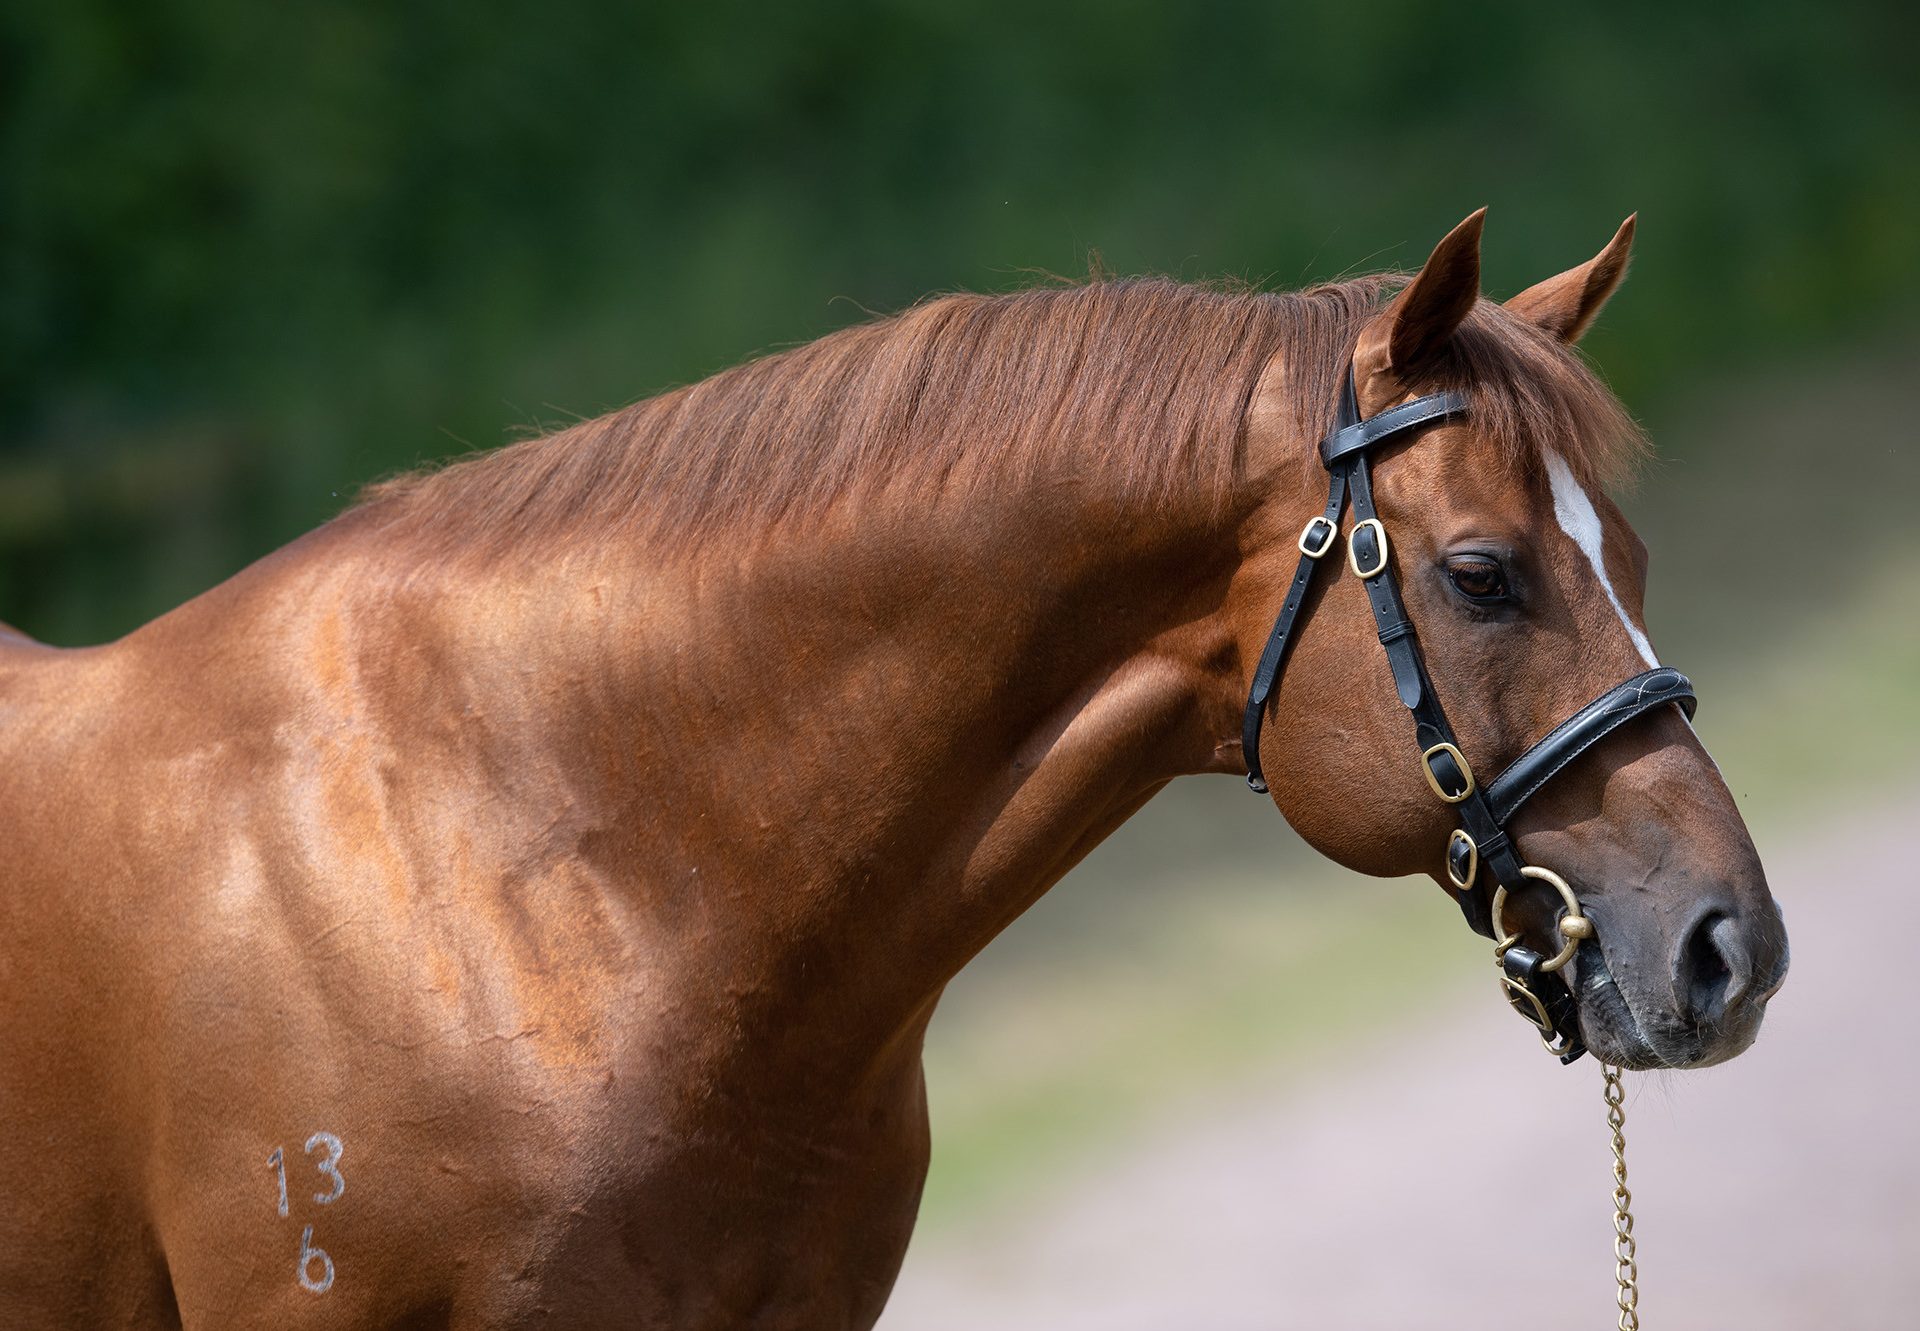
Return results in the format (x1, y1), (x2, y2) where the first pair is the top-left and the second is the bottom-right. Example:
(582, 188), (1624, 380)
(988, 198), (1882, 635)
(1603, 1064), (1640, 1330)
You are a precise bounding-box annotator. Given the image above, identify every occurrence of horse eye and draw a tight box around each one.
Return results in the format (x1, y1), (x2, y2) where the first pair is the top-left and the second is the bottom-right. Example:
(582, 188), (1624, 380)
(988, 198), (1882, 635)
(1446, 556), (1510, 602)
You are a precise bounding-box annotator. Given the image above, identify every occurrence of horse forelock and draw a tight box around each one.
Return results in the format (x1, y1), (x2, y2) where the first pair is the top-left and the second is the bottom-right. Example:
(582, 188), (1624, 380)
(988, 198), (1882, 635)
(353, 272), (1644, 560)
(1439, 299), (1649, 495)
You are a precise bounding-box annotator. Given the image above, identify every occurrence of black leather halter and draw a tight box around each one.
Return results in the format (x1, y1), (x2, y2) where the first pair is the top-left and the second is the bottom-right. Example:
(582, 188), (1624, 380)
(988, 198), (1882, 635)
(1240, 370), (1697, 1063)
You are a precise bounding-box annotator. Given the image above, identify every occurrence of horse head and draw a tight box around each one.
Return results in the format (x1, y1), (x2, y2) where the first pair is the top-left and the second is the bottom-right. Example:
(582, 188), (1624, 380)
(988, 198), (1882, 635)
(1238, 212), (1789, 1069)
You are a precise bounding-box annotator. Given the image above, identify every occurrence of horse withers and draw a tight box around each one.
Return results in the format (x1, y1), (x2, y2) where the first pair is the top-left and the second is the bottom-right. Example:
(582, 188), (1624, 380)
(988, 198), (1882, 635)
(0, 213), (1786, 1327)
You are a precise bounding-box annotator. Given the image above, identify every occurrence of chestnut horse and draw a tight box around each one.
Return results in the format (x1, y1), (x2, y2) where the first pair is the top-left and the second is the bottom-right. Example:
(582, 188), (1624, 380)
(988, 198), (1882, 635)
(0, 213), (1786, 1327)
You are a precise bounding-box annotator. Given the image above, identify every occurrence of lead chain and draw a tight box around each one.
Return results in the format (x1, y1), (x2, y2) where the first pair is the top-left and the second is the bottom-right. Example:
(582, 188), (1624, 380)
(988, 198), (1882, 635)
(1604, 1064), (1640, 1329)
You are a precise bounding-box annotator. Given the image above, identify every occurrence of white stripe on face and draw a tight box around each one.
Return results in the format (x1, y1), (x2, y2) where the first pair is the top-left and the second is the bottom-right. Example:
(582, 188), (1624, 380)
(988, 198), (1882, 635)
(1543, 450), (1659, 670)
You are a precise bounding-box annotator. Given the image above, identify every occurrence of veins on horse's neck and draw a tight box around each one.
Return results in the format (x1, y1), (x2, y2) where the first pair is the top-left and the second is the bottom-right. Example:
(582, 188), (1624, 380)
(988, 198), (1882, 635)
(393, 476), (1253, 1062)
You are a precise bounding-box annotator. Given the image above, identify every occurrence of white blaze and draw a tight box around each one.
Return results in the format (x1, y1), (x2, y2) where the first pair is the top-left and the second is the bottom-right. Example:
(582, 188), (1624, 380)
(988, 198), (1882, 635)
(1543, 450), (1659, 670)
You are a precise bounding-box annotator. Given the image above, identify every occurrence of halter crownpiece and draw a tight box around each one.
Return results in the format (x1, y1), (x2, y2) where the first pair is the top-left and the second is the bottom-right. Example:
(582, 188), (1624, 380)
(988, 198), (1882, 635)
(1240, 368), (1696, 1063)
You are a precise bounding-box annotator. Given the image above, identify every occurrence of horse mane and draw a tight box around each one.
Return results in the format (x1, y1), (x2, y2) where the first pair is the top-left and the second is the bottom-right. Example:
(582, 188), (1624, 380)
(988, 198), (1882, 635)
(356, 274), (1644, 557)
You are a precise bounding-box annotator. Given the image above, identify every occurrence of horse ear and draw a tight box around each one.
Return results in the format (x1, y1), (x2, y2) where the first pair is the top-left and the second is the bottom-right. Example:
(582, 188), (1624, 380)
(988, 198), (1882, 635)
(1506, 215), (1636, 344)
(1353, 209), (1484, 408)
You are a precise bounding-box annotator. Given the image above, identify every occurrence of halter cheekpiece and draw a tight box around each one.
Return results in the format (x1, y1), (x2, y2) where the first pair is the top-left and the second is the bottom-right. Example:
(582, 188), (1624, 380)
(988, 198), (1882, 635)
(1240, 369), (1697, 1063)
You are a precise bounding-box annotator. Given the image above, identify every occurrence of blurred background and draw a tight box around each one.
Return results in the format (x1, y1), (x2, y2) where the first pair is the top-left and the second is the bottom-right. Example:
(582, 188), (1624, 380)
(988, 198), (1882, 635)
(4, 2), (1915, 1325)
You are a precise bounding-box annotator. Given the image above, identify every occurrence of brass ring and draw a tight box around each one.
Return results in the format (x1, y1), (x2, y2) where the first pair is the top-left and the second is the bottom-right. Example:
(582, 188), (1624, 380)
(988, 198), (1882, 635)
(1490, 865), (1591, 974)
(1539, 1028), (1580, 1059)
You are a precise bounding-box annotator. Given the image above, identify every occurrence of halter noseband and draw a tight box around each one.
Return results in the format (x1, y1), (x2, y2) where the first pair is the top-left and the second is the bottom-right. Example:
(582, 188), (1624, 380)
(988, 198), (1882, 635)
(1240, 369), (1696, 1063)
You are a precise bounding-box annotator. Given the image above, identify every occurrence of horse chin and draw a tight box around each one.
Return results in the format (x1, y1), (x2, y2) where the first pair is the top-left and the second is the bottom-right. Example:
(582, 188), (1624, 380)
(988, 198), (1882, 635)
(1568, 939), (1759, 1071)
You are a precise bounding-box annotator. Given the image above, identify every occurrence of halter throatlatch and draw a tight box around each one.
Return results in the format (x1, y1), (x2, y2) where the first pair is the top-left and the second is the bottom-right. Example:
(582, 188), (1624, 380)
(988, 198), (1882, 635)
(1240, 369), (1697, 1063)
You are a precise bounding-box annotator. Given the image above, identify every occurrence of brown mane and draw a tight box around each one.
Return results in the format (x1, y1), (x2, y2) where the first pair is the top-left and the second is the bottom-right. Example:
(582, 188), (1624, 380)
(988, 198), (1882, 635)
(358, 274), (1644, 555)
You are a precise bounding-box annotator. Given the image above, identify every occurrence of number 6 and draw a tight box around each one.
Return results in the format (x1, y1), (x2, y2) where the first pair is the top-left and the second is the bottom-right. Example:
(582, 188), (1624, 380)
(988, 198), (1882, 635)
(297, 1225), (334, 1294)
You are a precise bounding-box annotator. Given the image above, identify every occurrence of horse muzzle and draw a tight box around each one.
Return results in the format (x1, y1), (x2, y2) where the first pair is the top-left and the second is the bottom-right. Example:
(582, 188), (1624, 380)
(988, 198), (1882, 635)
(1567, 896), (1790, 1070)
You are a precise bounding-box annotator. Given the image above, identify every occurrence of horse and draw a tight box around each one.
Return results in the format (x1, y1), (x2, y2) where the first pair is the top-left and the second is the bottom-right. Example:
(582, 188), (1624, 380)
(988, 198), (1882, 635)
(0, 211), (1788, 1328)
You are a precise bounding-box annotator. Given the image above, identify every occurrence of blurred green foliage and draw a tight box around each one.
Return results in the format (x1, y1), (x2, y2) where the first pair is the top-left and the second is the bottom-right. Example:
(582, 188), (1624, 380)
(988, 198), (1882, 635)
(2, 1), (1914, 641)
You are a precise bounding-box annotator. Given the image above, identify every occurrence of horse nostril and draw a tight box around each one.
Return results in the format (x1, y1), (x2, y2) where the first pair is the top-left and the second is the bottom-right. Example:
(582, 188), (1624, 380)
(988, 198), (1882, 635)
(1677, 909), (1742, 1025)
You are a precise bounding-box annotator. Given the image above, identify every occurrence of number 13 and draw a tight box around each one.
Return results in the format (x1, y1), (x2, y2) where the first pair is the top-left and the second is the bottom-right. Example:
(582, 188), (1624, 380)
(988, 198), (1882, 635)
(267, 1132), (346, 1218)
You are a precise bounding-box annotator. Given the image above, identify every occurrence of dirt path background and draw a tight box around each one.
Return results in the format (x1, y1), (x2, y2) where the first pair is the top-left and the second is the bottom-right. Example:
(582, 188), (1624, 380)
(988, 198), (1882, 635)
(881, 792), (1917, 1329)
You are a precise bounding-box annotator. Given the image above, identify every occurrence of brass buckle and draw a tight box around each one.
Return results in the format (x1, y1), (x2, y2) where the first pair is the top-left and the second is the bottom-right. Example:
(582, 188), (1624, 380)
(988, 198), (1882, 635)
(1348, 518), (1389, 579)
(1445, 829), (1477, 891)
(1498, 966), (1581, 1055)
(1491, 865), (1593, 974)
(1297, 515), (1338, 559)
(1420, 742), (1474, 804)
(1499, 970), (1555, 1033)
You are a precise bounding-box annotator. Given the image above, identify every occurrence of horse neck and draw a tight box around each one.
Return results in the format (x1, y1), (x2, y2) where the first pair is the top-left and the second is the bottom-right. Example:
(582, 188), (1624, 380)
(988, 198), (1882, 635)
(341, 462), (1255, 1070)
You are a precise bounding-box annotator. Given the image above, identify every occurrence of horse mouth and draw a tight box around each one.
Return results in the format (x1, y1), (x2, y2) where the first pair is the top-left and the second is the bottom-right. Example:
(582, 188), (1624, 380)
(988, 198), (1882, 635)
(1569, 938), (1721, 1071)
